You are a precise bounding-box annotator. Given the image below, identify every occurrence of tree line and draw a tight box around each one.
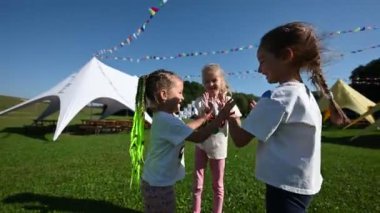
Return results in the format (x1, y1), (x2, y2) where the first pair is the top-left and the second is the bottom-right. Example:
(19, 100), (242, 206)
(349, 58), (380, 103)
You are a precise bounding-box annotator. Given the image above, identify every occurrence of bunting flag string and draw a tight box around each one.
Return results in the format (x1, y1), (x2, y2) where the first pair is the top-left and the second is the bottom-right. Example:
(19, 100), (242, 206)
(323, 25), (379, 37)
(352, 81), (380, 86)
(97, 25), (379, 62)
(98, 44), (258, 62)
(182, 69), (259, 80)
(98, 43), (380, 63)
(95, 0), (168, 57)
(352, 77), (380, 81)
(351, 77), (380, 86)
(350, 44), (380, 54)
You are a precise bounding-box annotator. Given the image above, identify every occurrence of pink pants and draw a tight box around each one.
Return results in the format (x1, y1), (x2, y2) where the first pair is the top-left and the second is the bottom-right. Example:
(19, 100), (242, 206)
(192, 146), (225, 213)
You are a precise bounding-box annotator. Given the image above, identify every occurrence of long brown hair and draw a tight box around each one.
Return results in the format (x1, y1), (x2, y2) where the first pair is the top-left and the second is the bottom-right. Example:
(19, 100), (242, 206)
(260, 22), (349, 125)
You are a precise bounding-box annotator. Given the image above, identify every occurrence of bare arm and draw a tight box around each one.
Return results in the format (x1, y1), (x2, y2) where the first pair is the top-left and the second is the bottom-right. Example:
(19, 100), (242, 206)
(228, 117), (254, 147)
(187, 114), (209, 130)
(186, 116), (223, 143)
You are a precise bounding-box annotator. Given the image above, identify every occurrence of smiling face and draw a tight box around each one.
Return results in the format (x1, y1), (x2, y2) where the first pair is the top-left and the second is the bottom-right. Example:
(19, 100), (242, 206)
(203, 69), (224, 98)
(257, 47), (292, 84)
(159, 77), (184, 114)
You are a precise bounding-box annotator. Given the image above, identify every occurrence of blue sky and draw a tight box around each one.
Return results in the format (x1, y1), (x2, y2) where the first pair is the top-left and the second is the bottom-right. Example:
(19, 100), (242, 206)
(1, 0), (379, 99)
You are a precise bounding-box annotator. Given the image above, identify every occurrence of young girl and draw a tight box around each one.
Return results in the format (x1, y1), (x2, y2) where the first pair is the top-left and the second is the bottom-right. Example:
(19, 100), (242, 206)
(130, 69), (235, 213)
(192, 64), (241, 213)
(227, 22), (350, 213)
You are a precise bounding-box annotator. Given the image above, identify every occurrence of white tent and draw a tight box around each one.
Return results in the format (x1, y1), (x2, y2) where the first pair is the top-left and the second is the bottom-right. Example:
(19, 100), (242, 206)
(0, 57), (151, 141)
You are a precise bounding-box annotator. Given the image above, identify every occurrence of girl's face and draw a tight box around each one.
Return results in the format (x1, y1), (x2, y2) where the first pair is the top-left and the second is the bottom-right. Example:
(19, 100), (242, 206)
(159, 77), (184, 114)
(203, 70), (223, 97)
(257, 47), (289, 84)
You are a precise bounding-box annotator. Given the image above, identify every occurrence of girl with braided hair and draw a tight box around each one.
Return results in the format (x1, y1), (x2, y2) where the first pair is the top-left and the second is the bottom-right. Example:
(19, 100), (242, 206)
(130, 69), (235, 212)
(227, 22), (350, 213)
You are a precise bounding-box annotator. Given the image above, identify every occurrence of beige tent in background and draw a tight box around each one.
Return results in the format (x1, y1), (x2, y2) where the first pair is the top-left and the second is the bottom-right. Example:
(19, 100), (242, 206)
(319, 79), (376, 123)
(345, 103), (380, 129)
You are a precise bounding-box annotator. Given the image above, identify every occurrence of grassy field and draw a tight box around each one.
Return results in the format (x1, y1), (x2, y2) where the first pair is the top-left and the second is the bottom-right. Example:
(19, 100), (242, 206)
(0, 95), (379, 212)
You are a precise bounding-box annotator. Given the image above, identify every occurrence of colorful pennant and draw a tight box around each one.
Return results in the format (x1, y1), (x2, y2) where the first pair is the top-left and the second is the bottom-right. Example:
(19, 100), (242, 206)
(149, 7), (160, 16)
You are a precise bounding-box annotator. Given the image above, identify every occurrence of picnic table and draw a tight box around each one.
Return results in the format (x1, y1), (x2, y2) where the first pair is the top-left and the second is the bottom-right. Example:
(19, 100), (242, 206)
(79, 119), (135, 134)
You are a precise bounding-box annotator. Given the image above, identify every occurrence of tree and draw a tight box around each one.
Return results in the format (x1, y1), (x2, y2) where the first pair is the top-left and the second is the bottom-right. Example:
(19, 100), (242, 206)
(183, 81), (204, 107)
(232, 92), (258, 117)
(349, 58), (380, 103)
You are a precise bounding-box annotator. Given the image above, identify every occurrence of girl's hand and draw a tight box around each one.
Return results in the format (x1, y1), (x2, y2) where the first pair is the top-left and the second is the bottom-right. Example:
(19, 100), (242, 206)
(249, 100), (257, 110)
(216, 99), (236, 121)
(201, 92), (212, 114)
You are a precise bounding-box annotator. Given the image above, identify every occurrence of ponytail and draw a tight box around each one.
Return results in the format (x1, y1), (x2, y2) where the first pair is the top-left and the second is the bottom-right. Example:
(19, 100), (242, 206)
(311, 66), (350, 125)
(129, 76), (147, 188)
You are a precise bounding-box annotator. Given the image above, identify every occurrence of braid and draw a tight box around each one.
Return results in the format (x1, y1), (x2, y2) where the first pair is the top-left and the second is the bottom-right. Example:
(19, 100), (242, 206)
(311, 65), (350, 125)
(129, 75), (146, 188)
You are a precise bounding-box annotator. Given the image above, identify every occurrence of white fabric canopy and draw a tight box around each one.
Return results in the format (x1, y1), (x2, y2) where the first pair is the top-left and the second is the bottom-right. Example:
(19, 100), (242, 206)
(0, 57), (151, 141)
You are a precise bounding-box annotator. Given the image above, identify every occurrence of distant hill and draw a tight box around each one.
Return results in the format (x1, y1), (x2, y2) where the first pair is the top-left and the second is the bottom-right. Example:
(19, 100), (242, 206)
(0, 95), (26, 111)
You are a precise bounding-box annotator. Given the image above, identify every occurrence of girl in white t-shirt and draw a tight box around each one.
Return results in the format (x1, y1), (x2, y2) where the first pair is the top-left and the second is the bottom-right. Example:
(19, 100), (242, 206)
(129, 69), (235, 213)
(227, 22), (350, 213)
(192, 64), (241, 213)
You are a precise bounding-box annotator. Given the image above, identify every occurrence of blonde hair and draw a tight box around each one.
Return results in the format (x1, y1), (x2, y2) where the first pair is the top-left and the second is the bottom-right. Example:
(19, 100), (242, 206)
(201, 63), (230, 95)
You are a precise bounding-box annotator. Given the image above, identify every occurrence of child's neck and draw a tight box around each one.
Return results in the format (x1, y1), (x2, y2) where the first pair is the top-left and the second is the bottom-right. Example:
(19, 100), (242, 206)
(278, 69), (302, 83)
(156, 105), (175, 114)
(279, 77), (301, 84)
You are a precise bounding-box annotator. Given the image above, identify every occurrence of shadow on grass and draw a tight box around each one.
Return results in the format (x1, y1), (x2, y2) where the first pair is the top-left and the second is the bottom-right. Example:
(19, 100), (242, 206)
(0, 127), (49, 141)
(3, 192), (141, 213)
(322, 134), (380, 149)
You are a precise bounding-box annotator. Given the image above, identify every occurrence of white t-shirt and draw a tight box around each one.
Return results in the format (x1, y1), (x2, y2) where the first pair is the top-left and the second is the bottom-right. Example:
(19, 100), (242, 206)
(242, 82), (323, 195)
(142, 111), (193, 186)
(194, 96), (242, 159)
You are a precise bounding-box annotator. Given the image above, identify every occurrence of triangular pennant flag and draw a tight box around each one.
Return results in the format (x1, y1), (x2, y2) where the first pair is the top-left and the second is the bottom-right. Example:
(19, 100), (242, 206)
(149, 7), (159, 16)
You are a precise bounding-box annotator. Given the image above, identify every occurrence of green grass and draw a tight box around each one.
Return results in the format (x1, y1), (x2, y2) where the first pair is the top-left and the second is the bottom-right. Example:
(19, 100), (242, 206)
(0, 96), (379, 212)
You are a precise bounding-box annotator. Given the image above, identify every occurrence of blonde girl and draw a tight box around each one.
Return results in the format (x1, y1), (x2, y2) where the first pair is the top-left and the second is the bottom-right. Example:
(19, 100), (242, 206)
(192, 64), (241, 213)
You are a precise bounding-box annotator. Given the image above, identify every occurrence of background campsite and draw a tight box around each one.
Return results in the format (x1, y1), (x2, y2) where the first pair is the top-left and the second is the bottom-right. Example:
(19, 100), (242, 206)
(1, 94), (379, 212)
(1, 0), (380, 212)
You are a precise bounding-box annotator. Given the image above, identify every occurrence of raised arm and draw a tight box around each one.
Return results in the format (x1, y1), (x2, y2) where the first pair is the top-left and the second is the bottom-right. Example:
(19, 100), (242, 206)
(228, 117), (255, 147)
(186, 114), (210, 130)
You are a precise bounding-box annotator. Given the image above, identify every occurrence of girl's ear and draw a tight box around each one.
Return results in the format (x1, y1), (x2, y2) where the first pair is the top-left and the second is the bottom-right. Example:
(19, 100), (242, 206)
(158, 89), (168, 102)
(281, 47), (294, 62)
